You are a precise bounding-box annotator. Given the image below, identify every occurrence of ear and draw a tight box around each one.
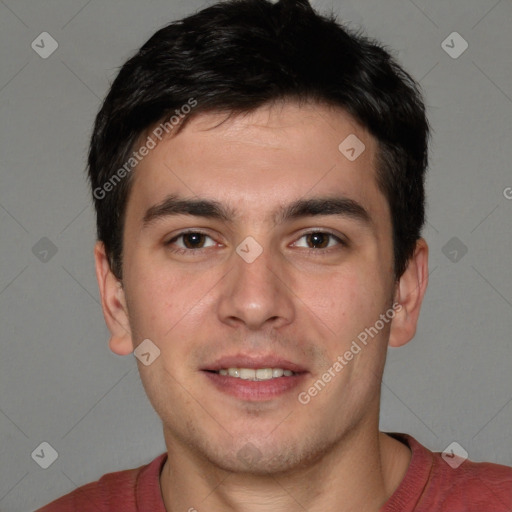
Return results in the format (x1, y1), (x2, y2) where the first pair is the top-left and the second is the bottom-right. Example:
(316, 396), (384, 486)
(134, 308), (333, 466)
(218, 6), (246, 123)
(388, 238), (429, 348)
(94, 241), (134, 356)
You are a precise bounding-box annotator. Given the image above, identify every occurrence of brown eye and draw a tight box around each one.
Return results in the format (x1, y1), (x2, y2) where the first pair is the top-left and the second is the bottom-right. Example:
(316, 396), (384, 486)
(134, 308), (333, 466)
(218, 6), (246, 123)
(305, 232), (330, 249)
(293, 231), (345, 250)
(181, 232), (207, 249)
(166, 231), (216, 253)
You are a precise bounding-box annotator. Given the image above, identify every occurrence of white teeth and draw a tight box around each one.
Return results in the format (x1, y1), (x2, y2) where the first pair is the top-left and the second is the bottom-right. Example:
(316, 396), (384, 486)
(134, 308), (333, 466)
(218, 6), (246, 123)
(227, 368), (240, 378)
(256, 368), (273, 380)
(240, 368), (256, 380)
(218, 368), (296, 380)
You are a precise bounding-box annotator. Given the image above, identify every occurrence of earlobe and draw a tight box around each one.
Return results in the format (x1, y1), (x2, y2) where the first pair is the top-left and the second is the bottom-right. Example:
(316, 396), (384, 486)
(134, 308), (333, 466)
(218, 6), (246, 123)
(94, 241), (134, 356)
(388, 238), (429, 348)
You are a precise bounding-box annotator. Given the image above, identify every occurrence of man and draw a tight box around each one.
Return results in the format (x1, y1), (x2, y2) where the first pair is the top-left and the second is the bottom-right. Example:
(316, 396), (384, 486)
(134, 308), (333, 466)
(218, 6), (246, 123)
(37, 0), (512, 510)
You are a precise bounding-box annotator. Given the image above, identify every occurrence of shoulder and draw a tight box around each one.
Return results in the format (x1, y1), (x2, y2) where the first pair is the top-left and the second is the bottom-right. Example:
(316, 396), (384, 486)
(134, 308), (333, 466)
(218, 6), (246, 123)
(399, 433), (512, 511)
(429, 450), (512, 509)
(34, 453), (167, 512)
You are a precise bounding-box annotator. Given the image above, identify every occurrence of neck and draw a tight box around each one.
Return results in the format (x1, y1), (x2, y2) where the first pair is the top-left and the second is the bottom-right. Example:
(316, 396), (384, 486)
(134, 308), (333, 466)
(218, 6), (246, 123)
(159, 428), (411, 512)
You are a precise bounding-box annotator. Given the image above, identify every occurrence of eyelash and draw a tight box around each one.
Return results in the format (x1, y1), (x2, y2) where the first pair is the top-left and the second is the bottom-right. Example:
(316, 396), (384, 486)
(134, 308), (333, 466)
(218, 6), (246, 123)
(164, 229), (348, 256)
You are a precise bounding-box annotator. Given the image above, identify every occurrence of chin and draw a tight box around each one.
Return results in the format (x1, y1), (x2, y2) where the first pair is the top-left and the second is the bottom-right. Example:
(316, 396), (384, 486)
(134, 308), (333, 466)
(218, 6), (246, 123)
(200, 434), (334, 476)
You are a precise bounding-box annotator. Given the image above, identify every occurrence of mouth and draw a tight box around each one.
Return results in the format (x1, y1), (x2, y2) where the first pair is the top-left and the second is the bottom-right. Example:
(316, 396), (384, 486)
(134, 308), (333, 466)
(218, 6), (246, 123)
(201, 355), (308, 401)
(206, 367), (298, 380)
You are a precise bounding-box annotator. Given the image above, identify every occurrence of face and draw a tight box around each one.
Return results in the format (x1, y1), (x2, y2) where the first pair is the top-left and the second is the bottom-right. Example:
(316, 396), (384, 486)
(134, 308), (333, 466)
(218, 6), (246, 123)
(101, 101), (415, 474)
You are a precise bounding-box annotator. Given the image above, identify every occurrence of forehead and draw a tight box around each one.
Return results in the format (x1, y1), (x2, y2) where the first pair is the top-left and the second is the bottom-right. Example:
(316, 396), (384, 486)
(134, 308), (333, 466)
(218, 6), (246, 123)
(126, 101), (388, 227)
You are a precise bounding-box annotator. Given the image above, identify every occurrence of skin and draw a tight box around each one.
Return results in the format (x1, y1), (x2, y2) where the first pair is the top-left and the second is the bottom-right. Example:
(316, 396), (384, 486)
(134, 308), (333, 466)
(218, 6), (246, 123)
(95, 101), (429, 512)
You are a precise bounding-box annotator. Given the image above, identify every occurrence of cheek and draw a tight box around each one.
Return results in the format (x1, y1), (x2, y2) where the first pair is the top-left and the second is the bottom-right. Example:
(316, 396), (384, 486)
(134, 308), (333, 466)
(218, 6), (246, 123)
(124, 255), (221, 347)
(312, 267), (365, 310)
(123, 260), (181, 338)
(300, 265), (390, 345)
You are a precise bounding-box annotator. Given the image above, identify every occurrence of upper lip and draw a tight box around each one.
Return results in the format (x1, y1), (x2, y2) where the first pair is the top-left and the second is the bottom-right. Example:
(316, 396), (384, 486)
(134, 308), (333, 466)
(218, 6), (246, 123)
(202, 354), (308, 373)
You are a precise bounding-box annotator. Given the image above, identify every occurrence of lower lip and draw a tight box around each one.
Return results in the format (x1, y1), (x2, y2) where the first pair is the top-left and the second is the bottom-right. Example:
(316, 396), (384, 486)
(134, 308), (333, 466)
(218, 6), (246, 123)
(202, 371), (308, 401)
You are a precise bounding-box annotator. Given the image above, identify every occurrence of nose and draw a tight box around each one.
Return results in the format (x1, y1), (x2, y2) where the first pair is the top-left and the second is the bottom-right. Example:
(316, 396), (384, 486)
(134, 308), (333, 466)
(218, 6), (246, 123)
(216, 243), (295, 331)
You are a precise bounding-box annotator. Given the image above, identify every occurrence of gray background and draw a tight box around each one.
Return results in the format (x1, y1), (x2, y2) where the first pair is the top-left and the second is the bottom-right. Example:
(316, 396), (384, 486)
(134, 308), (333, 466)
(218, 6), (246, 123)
(0, 0), (511, 510)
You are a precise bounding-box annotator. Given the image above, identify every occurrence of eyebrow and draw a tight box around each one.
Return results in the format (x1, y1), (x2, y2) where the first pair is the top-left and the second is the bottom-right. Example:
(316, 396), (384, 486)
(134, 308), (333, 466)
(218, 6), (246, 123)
(142, 194), (371, 228)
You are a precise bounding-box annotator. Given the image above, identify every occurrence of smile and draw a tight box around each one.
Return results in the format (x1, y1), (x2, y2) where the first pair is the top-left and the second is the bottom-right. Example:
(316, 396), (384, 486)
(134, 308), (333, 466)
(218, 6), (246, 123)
(213, 368), (296, 380)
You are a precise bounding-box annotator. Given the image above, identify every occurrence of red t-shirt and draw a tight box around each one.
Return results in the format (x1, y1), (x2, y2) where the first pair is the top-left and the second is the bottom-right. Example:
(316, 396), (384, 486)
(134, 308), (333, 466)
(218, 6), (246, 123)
(36, 433), (512, 511)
